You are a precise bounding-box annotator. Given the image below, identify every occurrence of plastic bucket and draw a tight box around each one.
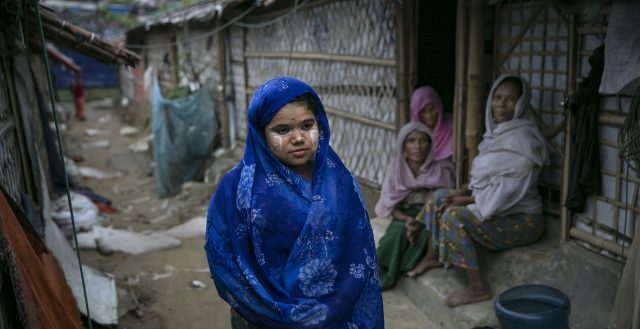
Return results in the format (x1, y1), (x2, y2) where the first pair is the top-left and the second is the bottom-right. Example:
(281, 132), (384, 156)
(495, 284), (570, 329)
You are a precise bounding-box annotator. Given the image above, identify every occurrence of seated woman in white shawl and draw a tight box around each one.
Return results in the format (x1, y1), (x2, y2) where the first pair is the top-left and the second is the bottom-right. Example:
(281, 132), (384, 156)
(407, 75), (549, 307)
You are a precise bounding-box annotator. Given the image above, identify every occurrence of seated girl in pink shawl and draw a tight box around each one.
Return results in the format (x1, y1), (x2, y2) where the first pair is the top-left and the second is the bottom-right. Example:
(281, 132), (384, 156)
(374, 122), (455, 291)
(410, 86), (454, 161)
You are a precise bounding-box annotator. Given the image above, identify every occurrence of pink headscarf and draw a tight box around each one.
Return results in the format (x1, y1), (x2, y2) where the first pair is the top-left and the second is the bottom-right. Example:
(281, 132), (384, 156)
(374, 122), (455, 218)
(410, 86), (454, 161)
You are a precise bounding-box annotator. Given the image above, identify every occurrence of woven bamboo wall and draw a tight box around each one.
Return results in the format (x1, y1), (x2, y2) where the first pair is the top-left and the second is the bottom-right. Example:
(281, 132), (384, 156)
(135, 29), (221, 100)
(181, 29), (220, 99)
(494, 0), (569, 214)
(230, 25), (247, 142)
(238, 0), (397, 186)
(570, 12), (638, 259)
(0, 68), (24, 204)
(143, 33), (177, 87)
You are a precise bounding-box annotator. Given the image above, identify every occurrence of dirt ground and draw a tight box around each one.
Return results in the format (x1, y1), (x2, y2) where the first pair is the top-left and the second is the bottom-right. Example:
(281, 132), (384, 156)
(61, 100), (231, 329)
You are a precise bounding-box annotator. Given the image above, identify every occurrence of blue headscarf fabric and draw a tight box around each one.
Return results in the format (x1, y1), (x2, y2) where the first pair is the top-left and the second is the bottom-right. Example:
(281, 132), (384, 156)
(205, 77), (384, 329)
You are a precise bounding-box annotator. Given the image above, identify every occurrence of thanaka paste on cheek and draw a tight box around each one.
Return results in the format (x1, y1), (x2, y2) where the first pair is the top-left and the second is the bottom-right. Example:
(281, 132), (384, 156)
(269, 133), (283, 152)
(309, 126), (318, 146)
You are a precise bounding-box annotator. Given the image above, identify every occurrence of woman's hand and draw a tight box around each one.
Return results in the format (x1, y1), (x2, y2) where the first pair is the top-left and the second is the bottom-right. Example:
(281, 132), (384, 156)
(437, 187), (472, 216)
(405, 220), (424, 245)
(392, 208), (415, 223)
(448, 195), (474, 206)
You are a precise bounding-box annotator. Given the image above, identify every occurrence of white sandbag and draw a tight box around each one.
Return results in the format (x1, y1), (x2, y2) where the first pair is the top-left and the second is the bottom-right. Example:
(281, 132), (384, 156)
(78, 166), (124, 180)
(76, 226), (181, 255)
(119, 126), (140, 136)
(162, 216), (206, 240)
(51, 192), (101, 236)
(63, 156), (84, 187)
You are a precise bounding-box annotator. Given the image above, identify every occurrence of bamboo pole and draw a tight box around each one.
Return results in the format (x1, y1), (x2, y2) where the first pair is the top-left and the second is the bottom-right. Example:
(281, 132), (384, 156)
(243, 51), (395, 67)
(561, 14), (578, 241)
(602, 169), (640, 185)
(27, 10), (139, 66)
(394, 0), (414, 131)
(219, 29), (230, 149)
(324, 107), (395, 131)
(30, 21), (125, 63)
(242, 27), (250, 118)
(465, 0), (486, 164)
(598, 112), (626, 126)
(407, 0), (417, 93)
(570, 228), (629, 258)
(170, 35), (179, 87)
(454, 0), (469, 187)
(593, 195), (640, 213)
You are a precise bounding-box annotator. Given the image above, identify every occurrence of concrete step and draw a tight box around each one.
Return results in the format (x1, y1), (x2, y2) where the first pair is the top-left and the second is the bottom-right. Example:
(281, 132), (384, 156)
(371, 216), (621, 329)
(382, 289), (439, 329)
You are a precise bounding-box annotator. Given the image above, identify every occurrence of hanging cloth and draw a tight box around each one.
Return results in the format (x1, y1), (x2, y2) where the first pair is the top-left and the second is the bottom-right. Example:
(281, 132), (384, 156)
(565, 45), (604, 212)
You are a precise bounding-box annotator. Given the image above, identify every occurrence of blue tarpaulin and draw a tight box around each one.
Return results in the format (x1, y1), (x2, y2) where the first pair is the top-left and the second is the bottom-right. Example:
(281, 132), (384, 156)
(152, 79), (218, 197)
(51, 47), (118, 89)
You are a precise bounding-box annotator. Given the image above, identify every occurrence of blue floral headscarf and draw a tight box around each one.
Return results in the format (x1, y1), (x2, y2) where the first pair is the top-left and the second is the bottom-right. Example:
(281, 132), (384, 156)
(205, 77), (384, 329)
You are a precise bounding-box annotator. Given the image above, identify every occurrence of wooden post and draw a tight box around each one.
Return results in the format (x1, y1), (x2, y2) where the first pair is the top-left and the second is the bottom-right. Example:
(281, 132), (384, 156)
(170, 35), (180, 87)
(218, 29), (230, 149)
(394, 0), (415, 132)
(243, 27), (250, 120)
(465, 0), (486, 164)
(453, 0), (469, 188)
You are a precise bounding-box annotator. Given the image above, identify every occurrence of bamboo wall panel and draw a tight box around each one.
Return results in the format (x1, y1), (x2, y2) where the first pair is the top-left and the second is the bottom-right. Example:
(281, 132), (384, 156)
(144, 34), (177, 86)
(570, 12), (639, 259)
(182, 29), (220, 97)
(230, 25), (247, 141)
(0, 70), (25, 204)
(495, 0), (569, 212)
(239, 0), (397, 186)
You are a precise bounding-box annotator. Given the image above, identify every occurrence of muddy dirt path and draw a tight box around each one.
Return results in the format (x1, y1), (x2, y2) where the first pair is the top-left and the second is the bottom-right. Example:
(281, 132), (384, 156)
(62, 101), (231, 329)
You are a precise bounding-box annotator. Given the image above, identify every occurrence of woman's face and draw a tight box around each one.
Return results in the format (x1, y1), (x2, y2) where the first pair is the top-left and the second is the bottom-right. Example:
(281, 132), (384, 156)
(491, 81), (521, 124)
(264, 102), (319, 173)
(403, 130), (431, 165)
(419, 103), (439, 129)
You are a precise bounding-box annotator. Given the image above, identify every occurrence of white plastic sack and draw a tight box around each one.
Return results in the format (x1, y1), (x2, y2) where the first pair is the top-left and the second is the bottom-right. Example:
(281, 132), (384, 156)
(51, 192), (101, 237)
(76, 226), (181, 255)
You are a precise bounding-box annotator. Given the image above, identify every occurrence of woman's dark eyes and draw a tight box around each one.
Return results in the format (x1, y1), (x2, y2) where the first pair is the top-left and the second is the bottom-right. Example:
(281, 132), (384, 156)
(302, 123), (314, 130)
(277, 128), (290, 134)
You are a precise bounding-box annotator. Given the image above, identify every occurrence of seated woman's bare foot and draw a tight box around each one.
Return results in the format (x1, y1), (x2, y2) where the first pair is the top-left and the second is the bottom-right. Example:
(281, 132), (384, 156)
(443, 286), (492, 308)
(406, 258), (442, 277)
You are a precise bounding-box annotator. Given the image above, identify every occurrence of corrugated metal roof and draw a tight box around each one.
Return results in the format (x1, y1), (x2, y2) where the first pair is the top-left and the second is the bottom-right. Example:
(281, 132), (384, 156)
(140, 0), (236, 31)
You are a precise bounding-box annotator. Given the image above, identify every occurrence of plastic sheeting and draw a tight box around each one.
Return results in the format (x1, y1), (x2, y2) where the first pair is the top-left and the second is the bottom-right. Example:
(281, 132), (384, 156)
(152, 79), (218, 197)
(600, 0), (640, 95)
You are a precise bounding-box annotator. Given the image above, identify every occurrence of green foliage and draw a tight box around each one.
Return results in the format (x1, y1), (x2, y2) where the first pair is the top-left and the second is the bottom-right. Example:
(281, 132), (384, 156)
(95, 3), (138, 29)
(161, 85), (192, 100)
